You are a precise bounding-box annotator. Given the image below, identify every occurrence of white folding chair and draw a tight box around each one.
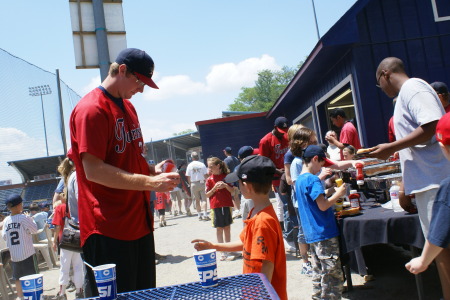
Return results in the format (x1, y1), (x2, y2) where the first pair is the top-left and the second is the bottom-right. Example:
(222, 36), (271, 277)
(33, 223), (57, 269)
(0, 242), (13, 299)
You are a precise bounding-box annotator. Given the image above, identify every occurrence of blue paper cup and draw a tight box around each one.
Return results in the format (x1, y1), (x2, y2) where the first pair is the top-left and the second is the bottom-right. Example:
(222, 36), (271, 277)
(20, 274), (43, 300)
(93, 264), (117, 300)
(194, 249), (218, 288)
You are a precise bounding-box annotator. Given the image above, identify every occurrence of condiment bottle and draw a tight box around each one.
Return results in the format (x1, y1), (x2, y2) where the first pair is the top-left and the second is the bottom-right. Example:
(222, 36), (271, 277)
(355, 162), (364, 186)
(349, 189), (361, 209)
(390, 181), (403, 212)
(334, 178), (344, 212)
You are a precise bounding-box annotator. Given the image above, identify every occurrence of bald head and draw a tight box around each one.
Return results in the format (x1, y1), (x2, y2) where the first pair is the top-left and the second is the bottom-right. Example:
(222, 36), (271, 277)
(376, 57), (406, 76)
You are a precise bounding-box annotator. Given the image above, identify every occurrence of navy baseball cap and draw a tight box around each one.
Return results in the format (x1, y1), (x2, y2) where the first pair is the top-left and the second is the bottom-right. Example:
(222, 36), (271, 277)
(302, 145), (334, 167)
(5, 194), (23, 208)
(115, 48), (159, 89)
(224, 146), (232, 153)
(225, 155), (275, 184)
(238, 146), (254, 160)
(274, 116), (289, 134)
(431, 82), (449, 95)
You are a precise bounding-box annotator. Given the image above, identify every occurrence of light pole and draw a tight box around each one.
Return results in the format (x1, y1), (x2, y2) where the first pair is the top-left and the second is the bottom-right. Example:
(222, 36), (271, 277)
(29, 85), (52, 156)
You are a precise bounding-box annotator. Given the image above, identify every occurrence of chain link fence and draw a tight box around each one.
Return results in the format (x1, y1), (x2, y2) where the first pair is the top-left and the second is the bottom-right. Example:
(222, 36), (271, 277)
(0, 48), (81, 183)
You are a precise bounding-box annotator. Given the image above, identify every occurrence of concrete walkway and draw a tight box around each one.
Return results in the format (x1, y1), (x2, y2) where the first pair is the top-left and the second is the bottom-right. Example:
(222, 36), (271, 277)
(2, 200), (442, 299)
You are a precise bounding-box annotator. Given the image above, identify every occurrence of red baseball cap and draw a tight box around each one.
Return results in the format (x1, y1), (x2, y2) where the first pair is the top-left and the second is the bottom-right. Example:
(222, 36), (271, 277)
(436, 112), (450, 145)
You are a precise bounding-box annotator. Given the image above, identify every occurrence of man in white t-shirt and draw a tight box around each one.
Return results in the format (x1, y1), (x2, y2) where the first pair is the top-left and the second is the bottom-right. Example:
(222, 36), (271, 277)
(186, 152), (209, 221)
(371, 57), (450, 299)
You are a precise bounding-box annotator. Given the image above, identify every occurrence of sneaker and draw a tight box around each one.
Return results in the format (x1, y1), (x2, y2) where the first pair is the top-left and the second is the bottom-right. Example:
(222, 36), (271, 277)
(203, 215), (211, 221)
(226, 255), (236, 261)
(198, 216), (203, 221)
(66, 281), (76, 292)
(159, 222), (164, 227)
(179, 211), (184, 215)
(301, 261), (313, 276)
(174, 211), (178, 216)
(163, 221), (167, 226)
(232, 210), (242, 219)
(75, 291), (84, 299)
(187, 210), (193, 216)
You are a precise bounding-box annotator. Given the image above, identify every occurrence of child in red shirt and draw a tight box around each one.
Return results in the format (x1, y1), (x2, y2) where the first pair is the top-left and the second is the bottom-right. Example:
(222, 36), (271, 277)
(205, 157), (235, 261)
(193, 155), (287, 300)
(155, 192), (170, 227)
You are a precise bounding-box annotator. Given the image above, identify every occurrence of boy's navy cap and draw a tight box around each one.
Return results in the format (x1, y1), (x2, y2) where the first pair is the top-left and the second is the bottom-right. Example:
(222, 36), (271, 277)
(238, 146), (254, 159)
(302, 145), (334, 167)
(223, 146), (232, 153)
(5, 194), (23, 208)
(274, 116), (289, 134)
(436, 112), (450, 145)
(431, 82), (448, 95)
(225, 155), (275, 184)
(115, 48), (159, 89)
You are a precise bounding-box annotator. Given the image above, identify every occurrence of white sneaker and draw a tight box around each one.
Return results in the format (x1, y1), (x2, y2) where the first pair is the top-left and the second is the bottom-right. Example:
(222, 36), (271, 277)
(301, 261), (313, 276)
(283, 238), (296, 253)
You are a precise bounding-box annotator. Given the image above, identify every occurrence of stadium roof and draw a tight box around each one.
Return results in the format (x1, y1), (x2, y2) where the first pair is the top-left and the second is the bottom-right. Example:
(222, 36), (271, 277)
(145, 131), (201, 162)
(7, 155), (65, 182)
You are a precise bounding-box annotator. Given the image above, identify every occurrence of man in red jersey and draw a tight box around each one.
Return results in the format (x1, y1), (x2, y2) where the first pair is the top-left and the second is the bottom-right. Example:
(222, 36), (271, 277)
(69, 48), (179, 295)
(259, 116), (290, 231)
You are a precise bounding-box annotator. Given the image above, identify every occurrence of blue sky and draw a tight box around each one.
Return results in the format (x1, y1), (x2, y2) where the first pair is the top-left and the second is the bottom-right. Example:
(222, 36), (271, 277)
(0, 0), (357, 182)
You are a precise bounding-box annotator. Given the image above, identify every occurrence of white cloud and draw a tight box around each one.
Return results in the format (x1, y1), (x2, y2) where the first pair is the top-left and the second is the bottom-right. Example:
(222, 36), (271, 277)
(82, 75), (101, 95)
(0, 127), (47, 183)
(142, 54), (281, 102)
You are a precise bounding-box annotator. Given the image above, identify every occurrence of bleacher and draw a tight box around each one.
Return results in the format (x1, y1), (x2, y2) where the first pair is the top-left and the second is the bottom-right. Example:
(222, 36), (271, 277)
(0, 187), (24, 212)
(23, 181), (58, 205)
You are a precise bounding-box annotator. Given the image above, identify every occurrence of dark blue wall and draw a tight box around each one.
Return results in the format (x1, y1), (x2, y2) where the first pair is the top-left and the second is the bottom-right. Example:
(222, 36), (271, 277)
(198, 115), (273, 160)
(272, 0), (450, 148)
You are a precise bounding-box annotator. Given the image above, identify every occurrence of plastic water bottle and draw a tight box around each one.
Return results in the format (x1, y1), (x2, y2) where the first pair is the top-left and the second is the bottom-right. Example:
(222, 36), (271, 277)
(389, 181), (403, 212)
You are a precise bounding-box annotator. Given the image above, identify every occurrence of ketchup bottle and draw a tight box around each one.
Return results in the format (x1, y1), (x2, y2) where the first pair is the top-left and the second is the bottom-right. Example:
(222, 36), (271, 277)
(355, 163), (364, 186)
(349, 189), (361, 209)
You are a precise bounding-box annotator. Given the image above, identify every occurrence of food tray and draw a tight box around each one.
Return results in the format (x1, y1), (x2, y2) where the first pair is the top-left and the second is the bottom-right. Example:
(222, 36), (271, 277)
(364, 173), (402, 190)
(358, 158), (386, 166)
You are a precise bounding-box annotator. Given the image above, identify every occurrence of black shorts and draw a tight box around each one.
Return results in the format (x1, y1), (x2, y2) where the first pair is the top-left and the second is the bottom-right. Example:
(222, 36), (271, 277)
(12, 254), (38, 281)
(83, 233), (156, 294)
(157, 209), (165, 216)
(211, 207), (233, 228)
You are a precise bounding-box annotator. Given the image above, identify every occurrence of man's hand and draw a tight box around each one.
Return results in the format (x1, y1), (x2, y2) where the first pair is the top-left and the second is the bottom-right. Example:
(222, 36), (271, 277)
(399, 193), (417, 214)
(325, 134), (338, 146)
(148, 173), (180, 192)
(366, 143), (395, 160)
(350, 160), (365, 168)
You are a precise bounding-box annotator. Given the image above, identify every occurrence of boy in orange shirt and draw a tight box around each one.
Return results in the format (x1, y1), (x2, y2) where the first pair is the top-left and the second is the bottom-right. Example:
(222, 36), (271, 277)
(192, 155), (287, 300)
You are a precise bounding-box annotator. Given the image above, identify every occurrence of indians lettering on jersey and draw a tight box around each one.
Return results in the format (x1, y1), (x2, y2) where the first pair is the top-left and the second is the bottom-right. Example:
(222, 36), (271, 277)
(274, 144), (288, 160)
(114, 118), (143, 153)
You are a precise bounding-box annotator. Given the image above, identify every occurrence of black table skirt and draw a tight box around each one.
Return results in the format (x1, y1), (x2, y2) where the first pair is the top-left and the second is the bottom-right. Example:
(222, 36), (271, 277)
(338, 199), (425, 275)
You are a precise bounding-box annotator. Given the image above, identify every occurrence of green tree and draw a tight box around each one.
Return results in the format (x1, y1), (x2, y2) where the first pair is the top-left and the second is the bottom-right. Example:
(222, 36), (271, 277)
(173, 129), (195, 136)
(228, 63), (302, 112)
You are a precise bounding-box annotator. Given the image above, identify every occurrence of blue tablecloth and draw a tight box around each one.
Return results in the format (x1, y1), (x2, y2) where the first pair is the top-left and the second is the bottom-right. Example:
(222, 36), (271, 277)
(84, 273), (279, 300)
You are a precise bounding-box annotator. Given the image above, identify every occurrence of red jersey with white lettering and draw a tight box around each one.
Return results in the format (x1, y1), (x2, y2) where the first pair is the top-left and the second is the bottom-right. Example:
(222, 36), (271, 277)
(259, 132), (289, 187)
(69, 88), (151, 246)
